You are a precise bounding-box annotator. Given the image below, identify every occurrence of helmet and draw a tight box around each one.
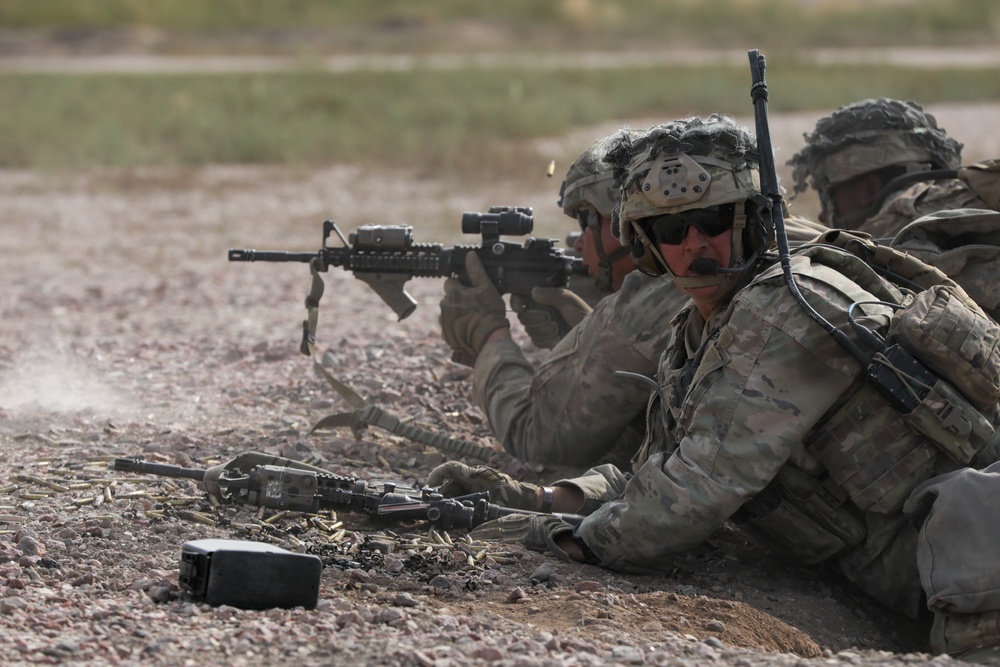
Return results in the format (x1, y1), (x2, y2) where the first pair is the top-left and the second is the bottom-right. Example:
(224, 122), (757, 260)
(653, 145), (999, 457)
(559, 129), (636, 292)
(606, 115), (765, 291)
(787, 98), (963, 220)
(558, 129), (635, 220)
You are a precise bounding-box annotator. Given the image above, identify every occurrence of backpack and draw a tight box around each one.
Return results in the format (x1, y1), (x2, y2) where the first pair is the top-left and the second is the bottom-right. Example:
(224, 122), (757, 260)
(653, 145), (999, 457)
(891, 208), (1000, 322)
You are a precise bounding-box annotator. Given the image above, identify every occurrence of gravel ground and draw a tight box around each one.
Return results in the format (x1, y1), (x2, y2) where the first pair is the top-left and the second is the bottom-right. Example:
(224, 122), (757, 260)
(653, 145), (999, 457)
(1, 105), (996, 666)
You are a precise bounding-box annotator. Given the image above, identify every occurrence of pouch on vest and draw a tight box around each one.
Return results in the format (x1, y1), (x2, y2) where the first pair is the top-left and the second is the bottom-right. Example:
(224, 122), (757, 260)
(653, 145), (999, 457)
(735, 465), (866, 564)
(889, 283), (1000, 412)
(903, 379), (1000, 469)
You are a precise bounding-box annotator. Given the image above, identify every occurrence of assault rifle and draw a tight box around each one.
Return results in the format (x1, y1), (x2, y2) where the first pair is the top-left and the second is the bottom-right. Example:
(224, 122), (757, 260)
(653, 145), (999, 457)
(229, 206), (588, 321)
(112, 456), (582, 532)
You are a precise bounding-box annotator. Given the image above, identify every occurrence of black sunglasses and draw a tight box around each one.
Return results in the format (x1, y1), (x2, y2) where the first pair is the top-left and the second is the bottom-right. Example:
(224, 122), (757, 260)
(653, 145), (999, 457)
(644, 205), (734, 245)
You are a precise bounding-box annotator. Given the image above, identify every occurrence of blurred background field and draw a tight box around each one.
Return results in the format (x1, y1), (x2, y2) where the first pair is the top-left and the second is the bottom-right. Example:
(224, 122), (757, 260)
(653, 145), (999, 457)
(1, 0), (999, 222)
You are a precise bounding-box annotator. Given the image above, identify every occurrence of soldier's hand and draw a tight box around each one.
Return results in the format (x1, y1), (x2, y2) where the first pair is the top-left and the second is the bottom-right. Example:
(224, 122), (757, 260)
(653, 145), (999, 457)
(510, 287), (592, 349)
(426, 461), (539, 511)
(439, 252), (510, 366)
(470, 514), (577, 561)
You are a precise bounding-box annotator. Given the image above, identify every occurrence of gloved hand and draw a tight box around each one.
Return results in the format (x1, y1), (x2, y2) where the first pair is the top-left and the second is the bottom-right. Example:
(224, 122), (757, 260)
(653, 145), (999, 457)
(470, 514), (576, 561)
(426, 461), (539, 511)
(510, 287), (592, 349)
(439, 252), (510, 366)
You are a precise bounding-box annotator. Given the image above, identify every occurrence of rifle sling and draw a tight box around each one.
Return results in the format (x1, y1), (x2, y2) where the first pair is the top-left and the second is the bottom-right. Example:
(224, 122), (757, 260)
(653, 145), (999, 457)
(308, 379), (504, 463)
(299, 255), (506, 464)
(300, 258), (326, 357)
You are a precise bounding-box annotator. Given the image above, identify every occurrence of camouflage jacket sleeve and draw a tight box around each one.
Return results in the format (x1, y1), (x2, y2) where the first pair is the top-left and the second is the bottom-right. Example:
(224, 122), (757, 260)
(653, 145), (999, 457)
(575, 254), (895, 574)
(472, 272), (685, 466)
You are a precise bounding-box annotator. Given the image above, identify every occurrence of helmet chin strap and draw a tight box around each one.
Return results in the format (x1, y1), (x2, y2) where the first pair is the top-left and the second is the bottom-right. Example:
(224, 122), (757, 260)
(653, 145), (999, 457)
(584, 209), (632, 292)
(593, 245), (632, 292)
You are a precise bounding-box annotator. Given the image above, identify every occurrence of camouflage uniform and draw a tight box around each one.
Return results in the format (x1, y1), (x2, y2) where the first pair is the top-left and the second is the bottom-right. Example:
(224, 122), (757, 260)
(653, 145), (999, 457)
(559, 246), (1000, 652)
(474, 213), (826, 467)
(474, 270), (684, 467)
(855, 178), (988, 241)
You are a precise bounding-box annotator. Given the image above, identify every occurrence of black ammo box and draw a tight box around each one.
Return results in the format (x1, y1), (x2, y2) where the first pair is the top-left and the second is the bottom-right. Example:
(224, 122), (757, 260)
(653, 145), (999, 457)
(179, 539), (322, 610)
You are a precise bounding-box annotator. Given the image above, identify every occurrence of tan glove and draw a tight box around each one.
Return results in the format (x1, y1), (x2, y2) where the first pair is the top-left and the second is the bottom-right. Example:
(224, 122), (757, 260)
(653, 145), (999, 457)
(470, 514), (576, 561)
(510, 287), (592, 349)
(426, 461), (539, 511)
(439, 252), (510, 366)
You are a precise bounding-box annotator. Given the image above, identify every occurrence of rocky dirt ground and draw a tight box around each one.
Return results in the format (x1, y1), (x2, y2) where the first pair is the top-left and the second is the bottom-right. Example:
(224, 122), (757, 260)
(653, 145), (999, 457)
(2, 104), (998, 666)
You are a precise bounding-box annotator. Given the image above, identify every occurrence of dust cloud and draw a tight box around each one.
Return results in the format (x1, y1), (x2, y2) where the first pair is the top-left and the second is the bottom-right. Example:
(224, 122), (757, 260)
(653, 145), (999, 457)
(0, 348), (137, 417)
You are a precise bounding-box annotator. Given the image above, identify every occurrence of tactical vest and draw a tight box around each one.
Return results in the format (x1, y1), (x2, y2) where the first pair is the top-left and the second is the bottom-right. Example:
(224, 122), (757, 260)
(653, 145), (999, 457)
(644, 237), (1000, 564)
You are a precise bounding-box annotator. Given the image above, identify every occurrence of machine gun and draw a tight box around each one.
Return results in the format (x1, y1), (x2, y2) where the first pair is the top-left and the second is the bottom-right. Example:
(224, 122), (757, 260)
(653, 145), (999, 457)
(112, 456), (581, 532)
(229, 205), (588, 321)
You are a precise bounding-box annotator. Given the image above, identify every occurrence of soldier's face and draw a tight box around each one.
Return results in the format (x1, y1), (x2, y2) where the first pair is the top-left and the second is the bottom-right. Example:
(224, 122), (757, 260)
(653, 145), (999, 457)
(657, 225), (733, 315)
(577, 214), (632, 292)
(821, 172), (882, 227)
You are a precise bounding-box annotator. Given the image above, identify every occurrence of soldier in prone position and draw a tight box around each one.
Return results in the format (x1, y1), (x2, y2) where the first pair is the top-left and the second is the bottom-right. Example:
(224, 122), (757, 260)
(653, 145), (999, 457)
(430, 115), (1000, 662)
(439, 129), (824, 468)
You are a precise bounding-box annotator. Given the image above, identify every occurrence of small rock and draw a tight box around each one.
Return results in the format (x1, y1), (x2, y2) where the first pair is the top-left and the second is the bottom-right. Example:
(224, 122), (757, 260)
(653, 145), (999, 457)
(72, 573), (94, 587)
(506, 587), (528, 603)
(472, 646), (504, 661)
(17, 536), (44, 557)
(378, 607), (405, 625)
(394, 592), (419, 608)
(0, 597), (27, 614)
(611, 645), (644, 664)
(529, 563), (556, 583)
(428, 575), (456, 591)
(573, 580), (602, 593)
(705, 619), (726, 633)
(347, 568), (371, 583)
(147, 586), (174, 603)
(336, 610), (366, 629)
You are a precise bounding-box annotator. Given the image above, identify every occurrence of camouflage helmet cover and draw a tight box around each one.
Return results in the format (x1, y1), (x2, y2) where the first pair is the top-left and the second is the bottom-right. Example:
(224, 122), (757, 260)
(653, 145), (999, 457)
(607, 115), (761, 247)
(558, 129), (636, 220)
(787, 98), (964, 200)
(605, 115), (769, 295)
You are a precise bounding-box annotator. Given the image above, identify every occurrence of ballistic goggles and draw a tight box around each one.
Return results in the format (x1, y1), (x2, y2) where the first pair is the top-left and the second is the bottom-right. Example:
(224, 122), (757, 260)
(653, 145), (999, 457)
(642, 204), (734, 245)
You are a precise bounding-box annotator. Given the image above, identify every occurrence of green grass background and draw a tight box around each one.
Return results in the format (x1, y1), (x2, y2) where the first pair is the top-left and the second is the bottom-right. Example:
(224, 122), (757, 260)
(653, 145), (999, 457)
(2, 0), (999, 175)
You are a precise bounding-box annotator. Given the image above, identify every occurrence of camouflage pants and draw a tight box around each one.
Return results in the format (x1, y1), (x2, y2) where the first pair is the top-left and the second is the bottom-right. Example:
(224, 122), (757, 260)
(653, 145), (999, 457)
(932, 609), (1000, 659)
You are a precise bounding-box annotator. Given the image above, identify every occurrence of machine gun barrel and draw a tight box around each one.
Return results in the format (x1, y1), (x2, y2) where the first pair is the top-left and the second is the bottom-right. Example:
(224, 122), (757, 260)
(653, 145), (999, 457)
(113, 457), (208, 481)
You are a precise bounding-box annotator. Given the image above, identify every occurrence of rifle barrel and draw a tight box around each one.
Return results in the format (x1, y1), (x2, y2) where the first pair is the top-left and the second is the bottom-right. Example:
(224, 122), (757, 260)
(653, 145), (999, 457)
(228, 249), (317, 263)
(113, 458), (208, 481)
